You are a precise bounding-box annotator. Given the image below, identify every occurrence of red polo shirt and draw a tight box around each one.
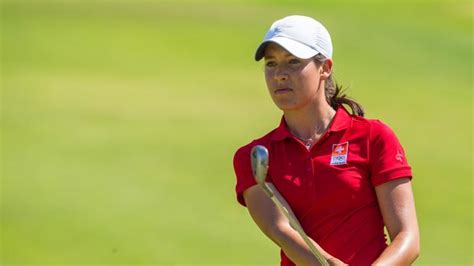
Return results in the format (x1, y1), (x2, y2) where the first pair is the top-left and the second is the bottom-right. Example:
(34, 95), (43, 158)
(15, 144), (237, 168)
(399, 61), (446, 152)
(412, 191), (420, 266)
(233, 106), (412, 265)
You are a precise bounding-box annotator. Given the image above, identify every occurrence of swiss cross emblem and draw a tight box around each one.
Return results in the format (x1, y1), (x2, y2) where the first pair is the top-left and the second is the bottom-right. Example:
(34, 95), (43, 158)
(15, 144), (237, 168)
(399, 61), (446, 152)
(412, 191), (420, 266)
(330, 142), (349, 165)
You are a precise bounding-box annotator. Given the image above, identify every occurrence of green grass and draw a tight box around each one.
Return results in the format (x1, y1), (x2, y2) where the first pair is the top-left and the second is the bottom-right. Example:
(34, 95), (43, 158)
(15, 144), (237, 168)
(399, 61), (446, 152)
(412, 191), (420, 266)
(1, 0), (472, 265)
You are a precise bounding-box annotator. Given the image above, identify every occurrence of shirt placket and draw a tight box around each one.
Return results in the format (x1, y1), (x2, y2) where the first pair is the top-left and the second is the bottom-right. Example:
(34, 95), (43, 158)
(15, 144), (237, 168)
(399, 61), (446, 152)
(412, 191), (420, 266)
(308, 131), (332, 188)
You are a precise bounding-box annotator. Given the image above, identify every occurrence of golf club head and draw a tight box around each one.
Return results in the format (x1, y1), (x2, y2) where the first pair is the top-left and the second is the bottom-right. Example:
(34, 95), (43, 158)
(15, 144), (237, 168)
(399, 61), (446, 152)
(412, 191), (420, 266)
(250, 145), (269, 184)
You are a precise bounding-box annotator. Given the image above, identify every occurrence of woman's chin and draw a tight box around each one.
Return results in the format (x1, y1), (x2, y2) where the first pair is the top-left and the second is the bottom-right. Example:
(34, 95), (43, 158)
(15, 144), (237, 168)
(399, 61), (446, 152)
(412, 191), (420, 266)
(274, 102), (300, 112)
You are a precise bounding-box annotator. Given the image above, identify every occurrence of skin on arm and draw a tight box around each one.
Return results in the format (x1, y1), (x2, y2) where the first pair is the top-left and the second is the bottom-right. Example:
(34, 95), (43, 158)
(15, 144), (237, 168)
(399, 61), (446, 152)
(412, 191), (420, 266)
(373, 178), (420, 265)
(243, 183), (345, 266)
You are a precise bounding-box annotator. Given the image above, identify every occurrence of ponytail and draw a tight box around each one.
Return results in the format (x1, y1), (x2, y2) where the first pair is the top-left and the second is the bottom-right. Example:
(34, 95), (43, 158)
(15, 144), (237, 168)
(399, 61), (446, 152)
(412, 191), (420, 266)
(313, 55), (365, 117)
(325, 76), (365, 117)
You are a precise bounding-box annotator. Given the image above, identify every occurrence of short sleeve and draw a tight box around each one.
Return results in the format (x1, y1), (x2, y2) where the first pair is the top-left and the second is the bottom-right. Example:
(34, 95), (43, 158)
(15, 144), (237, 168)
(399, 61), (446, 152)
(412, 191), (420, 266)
(369, 120), (412, 186)
(233, 145), (258, 206)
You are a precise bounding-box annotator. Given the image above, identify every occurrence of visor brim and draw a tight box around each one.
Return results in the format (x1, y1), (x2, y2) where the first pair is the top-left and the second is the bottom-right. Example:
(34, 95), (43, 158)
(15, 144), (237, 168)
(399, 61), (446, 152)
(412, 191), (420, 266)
(254, 37), (319, 61)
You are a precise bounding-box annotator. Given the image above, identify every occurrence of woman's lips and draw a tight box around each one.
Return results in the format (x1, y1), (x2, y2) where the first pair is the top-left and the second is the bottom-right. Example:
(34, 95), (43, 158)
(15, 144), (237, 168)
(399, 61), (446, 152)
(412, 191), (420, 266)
(274, 88), (293, 94)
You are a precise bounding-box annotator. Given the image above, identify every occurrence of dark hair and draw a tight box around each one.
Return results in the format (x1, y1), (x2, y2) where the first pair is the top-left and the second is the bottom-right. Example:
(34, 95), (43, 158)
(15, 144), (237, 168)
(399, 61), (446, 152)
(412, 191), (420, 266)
(314, 55), (365, 117)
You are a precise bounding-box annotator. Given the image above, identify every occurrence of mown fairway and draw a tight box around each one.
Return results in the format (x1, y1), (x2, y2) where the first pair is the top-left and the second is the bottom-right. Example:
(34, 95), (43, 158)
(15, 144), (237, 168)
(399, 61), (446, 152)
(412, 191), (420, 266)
(2, 0), (472, 265)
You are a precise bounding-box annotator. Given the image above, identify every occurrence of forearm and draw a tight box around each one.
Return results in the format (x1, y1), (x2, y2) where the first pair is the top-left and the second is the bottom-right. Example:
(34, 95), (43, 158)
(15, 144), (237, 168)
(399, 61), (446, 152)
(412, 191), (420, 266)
(245, 184), (335, 265)
(374, 179), (420, 266)
(373, 231), (420, 265)
(266, 221), (332, 266)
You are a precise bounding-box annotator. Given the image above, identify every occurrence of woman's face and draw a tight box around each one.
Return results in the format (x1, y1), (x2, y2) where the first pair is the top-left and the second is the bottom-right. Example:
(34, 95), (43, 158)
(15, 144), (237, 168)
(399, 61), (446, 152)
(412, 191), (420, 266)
(264, 43), (322, 111)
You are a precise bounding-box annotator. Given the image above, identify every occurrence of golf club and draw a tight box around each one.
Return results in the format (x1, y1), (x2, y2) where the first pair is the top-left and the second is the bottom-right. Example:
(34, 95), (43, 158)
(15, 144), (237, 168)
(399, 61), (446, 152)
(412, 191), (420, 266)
(250, 145), (329, 266)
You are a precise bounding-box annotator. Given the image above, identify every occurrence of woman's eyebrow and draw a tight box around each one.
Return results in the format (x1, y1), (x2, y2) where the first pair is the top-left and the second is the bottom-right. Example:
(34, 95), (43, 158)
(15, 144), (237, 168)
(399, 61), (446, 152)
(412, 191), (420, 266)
(265, 53), (294, 60)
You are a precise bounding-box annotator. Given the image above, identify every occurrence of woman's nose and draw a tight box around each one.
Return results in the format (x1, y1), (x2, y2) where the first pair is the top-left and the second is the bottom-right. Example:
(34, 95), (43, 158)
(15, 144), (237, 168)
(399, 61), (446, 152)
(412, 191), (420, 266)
(275, 66), (288, 81)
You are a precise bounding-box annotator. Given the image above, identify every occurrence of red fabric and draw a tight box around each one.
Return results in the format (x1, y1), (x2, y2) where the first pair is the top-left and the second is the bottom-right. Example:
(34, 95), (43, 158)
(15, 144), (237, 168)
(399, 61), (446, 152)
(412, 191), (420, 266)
(233, 106), (412, 265)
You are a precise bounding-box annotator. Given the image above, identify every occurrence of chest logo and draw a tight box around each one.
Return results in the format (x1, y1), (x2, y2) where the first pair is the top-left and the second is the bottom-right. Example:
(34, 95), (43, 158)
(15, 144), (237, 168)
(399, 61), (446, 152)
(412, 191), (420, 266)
(330, 142), (349, 165)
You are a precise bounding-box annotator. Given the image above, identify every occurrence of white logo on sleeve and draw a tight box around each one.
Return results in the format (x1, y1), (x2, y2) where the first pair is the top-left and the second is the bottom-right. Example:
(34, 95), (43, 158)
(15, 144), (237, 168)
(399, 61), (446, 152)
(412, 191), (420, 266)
(330, 142), (349, 165)
(395, 150), (404, 162)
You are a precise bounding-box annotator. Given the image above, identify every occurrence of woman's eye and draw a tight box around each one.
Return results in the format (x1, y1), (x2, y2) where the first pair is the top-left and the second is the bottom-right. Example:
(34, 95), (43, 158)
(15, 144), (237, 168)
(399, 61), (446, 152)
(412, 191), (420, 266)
(265, 61), (276, 67)
(289, 59), (300, 65)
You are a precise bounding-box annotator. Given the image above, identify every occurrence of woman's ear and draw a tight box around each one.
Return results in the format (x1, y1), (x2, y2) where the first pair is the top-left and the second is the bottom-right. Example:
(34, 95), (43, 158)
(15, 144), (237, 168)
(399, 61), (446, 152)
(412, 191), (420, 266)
(320, 59), (333, 80)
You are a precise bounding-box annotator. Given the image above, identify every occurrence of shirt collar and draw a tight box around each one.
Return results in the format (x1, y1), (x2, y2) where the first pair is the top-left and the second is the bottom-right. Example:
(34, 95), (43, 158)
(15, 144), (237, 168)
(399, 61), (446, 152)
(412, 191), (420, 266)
(270, 105), (353, 142)
(330, 105), (353, 132)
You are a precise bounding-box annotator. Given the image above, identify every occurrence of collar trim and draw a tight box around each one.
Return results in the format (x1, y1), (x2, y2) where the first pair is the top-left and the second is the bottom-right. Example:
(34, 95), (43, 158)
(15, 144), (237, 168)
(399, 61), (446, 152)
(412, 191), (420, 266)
(270, 105), (353, 142)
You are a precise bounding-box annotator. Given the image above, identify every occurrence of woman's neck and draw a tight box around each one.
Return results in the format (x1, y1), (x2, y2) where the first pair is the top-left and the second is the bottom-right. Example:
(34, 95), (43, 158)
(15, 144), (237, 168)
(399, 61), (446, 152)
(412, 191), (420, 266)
(283, 101), (336, 143)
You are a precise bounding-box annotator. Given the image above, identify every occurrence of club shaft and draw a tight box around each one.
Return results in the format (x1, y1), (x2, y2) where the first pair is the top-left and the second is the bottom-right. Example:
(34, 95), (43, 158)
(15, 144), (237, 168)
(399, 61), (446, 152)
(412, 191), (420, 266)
(260, 183), (329, 266)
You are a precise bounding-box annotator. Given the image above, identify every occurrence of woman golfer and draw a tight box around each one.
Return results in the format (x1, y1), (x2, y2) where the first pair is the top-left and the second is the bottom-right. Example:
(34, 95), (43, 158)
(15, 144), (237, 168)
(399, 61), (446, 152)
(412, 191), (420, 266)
(233, 15), (419, 265)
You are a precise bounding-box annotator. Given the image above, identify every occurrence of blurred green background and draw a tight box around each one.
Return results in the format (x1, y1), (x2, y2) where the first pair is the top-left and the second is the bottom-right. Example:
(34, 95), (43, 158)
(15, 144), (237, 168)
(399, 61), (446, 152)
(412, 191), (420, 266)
(1, 0), (472, 265)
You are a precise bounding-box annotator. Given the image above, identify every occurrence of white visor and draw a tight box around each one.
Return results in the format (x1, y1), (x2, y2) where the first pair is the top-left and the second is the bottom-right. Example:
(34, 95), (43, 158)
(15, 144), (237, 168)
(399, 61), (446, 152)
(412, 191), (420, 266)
(254, 15), (333, 61)
(255, 37), (319, 61)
